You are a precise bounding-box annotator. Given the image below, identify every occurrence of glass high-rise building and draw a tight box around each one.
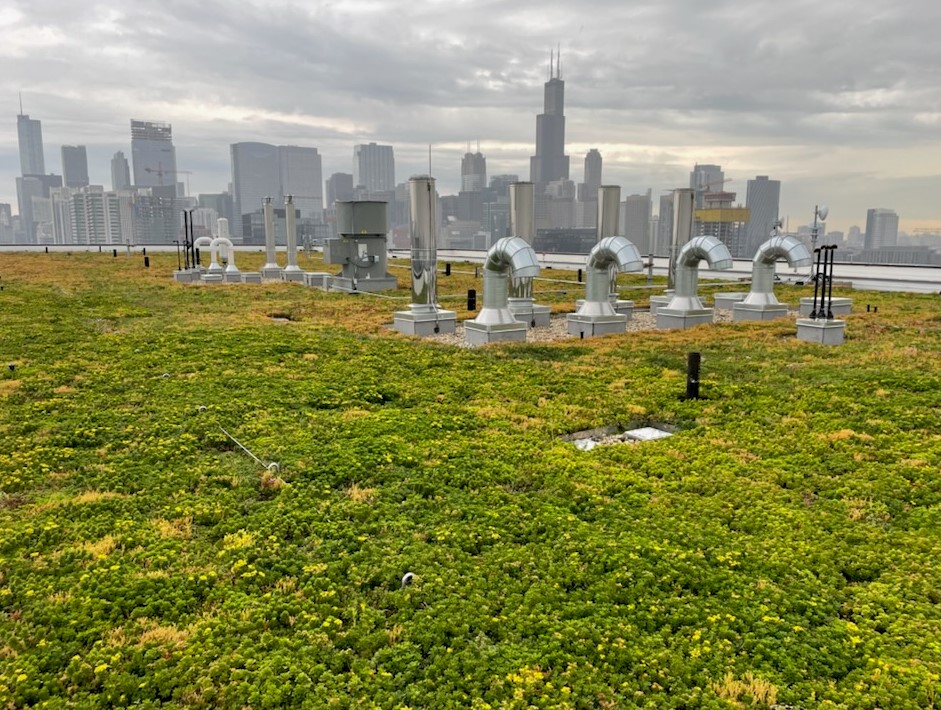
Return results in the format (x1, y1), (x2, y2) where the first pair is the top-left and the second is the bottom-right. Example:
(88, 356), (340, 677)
(279, 145), (323, 219)
(17, 113), (45, 176)
(61, 145), (89, 188)
(230, 142), (280, 237)
(111, 151), (131, 191)
(529, 55), (569, 186)
(131, 120), (177, 188)
(353, 143), (395, 192)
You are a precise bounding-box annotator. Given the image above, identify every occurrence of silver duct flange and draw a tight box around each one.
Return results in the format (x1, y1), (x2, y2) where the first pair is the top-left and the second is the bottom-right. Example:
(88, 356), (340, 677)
(796, 318), (846, 345)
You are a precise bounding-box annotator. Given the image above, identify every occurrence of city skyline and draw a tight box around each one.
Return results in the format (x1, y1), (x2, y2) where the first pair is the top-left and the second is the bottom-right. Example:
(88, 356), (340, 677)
(2, 0), (941, 233)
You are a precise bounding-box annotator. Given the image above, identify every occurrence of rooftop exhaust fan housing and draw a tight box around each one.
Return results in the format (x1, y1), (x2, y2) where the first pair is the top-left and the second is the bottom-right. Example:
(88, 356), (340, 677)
(324, 201), (397, 292)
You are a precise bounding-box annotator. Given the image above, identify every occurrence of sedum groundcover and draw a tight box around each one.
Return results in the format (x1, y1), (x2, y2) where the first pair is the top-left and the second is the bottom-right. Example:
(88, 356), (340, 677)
(1, 251), (940, 708)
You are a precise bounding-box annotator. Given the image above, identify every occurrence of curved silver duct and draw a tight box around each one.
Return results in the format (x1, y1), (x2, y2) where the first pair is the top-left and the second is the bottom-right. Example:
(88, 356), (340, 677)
(742, 234), (811, 306)
(409, 176), (438, 308)
(576, 236), (643, 316)
(211, 237), (238, 274)
(472, 237), (540, 325)
(667, 235), (734, 311)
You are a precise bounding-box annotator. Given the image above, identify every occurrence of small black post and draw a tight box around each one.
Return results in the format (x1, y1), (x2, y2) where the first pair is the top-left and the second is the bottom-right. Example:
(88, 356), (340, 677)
(144, 256), (150, 268)
(195, 248), (201, 266)
(98, 245), (102, 253)
(874, 306), (878, 314)
(577, 268), (583, 283)
(867, 304), (871, 312)
(174, 240), (181, 271)
(810, 248), (822, 319)
(142, 247), (147, 256)
(182, 211), (190, 270)
(686, 352), (701, 400)
(445, 262), (451, 276)
(467, 289), (477, 311)
(474, 266), (478, 278)
(826, 245), (836, 319)
(45, 246), (48, 253)
(112, 248), (117, 258)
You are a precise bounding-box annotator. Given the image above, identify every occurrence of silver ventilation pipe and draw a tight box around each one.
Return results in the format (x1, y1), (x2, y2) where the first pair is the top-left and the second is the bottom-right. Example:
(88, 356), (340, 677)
(575, 237), (643, 317)
(597, 185), (621, 239)
(668, 235), (733, 312)
(477, 237), (540, 324)
(668, 188), (695, 289)
(743, 234), (811, 306)
(261, 197), (281, 278)
(283, 195), (302, 278)
(392, 177), (456, 336)
(508, 182), (535, 300)
(465, 237), (539, 344)
(409, 176), (438, 308)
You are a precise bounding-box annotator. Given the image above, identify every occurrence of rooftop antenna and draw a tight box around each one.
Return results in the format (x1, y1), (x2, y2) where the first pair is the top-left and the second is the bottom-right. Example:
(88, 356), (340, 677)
(557, 44), (561, 79)
(476, 137), (480, 154)
(549, 48), (553, 80)
(428, 143), (432, 174)
(18, 91), (23, 115)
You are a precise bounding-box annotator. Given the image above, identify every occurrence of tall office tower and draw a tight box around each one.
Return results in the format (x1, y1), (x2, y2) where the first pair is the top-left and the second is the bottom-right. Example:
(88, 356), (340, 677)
(111, 151), (131, 191)
(279, 145), (323, 220)
(0, 203), (14, 244)
(61, 145), (89, 188)
(622, 192), (652, 253)
(689, 163), (724, 208)
(864, 208), (899, 249)
(744, 175), (781, 256)
(230, 142), (280, 237)
(16, 173), (62, 243)
(325, 173), (354, 208)
(131, 120), (177, 188)
(576, 149), (602, 228)
(353, 143), (395, 192)
(529, 51), (570, 186)
(657, 193), (674, 256)
(461, 149), (487, 192)
(17, 113), (45, 175)
(198, 193), (235, 229)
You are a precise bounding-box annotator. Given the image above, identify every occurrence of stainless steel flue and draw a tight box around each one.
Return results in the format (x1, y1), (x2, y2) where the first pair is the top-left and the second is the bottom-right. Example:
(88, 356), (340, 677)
(744, 234), (811, 306)
(668, 188), (695, 289)
(284, 195), (302, 275)
(409, 176), (438, 309)
(597, 185), (621, 239)
(509, 182), (535, 300)
(261, 196), (281, 277)
(670, 235), (733, 312)
(465, 236), (539, 345)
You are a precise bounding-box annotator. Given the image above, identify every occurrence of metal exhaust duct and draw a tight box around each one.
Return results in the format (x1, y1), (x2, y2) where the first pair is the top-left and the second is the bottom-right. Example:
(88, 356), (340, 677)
(465, 236), (540, 345)
(260, 197), (282, 278)
(508, 182), (535, 300)
(211, 236), (240, 281)
(668, 188), (695, 289)
(656, 235), (732, 329)
(570, 237), (643, 318)
(733, 234), (811, 321)
(597, 185), (621, 239)
(409, 176), (438, 308)
(392, 176), (457, 336)
(283, 195), (303, 279)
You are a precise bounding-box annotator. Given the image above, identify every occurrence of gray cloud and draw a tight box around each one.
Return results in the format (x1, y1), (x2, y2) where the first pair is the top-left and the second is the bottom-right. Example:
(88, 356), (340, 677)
(3, 0), (941, 230)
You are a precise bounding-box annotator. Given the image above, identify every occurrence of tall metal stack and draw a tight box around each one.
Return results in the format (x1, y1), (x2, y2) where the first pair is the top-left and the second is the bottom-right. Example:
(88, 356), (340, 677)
(507, 182), (551, 327)
(260, 197), (283, 279)
(392, 176), (456, 336)
(282, 195), (304, 281)
(598, 185), (635, 316)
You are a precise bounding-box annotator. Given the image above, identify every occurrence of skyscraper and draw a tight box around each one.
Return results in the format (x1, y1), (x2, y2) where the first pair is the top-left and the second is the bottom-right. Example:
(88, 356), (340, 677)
(131, 120), (177, 188)
(111, 151), (131, 191)
(17, 113), (45, 176)
(622, 192), (652, 253)
(689, 164), (724, 208)
(353, 143), (395, 192)
(279, 145), (323, 219)
(325, 173), (354, 208)
(576, 149), (602, 229)
(864, 208), (899, 249)
(230, 142), (280, 237)
(61, 145), (89, 188)
(744, 176), (781, 256)
(461, 150), (487, 192)
(529, 51), (570, 187)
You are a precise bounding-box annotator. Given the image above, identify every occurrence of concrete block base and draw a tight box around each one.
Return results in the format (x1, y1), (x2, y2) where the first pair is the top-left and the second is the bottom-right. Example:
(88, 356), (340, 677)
(732, 303), (789, 321)
(281, 269), (305, 282)
(799, 297), (852, 317)
(173, 270), (201, 283)
(464, 321), (528, 345)
(615, 299), (634, 318)
(566, 314), (628, 338)
(649, 295), (672, 315)
(302, 272), (332, 289)
(393, 309), (457, 336)
(797, 318), (846, 345)
(223, 272), (242, 283)
(714, 292), (747, 310)
(656, 309), (714, 330)
(200, 273), (224, 283)
(261, 266), (284, 280)
(240, 272), (262, 284)
(331, 276), (399, 293)
(509, 303), (552, 328)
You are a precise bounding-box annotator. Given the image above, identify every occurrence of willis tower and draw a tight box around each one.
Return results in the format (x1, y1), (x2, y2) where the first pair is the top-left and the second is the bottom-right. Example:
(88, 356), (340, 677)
(529, 49), (570, 187)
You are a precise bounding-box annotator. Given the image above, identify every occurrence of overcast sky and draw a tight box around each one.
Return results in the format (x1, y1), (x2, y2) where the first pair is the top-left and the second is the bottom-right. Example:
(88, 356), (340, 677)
(3, 0), (941, 232)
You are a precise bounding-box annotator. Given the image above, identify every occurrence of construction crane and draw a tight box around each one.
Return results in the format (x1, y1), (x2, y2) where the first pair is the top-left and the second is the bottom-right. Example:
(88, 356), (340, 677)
(144, 164), (192, 194)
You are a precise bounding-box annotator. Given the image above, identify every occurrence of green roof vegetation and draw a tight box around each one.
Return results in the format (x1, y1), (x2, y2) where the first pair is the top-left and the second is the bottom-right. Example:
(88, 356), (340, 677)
(1, 251), (939, 708)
